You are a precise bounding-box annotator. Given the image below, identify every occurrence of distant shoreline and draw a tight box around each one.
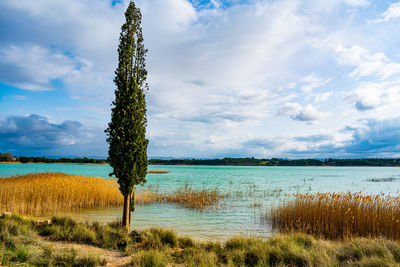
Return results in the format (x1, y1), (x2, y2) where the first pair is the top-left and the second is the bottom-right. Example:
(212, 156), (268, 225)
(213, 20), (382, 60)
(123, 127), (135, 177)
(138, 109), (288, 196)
(0, 162), (398, 167)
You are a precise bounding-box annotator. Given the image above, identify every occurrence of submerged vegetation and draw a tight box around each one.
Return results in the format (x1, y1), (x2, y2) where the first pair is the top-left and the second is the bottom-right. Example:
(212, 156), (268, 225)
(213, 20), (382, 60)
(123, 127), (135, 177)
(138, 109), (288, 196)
(0, 172), (224, 215)
(3, 214), (400, 266)
(272, 192), (400, 240)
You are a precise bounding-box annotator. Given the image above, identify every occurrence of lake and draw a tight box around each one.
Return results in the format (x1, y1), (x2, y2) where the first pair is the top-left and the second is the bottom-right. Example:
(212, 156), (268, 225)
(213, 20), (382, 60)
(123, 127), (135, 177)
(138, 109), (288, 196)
(1, 163), (400, 240)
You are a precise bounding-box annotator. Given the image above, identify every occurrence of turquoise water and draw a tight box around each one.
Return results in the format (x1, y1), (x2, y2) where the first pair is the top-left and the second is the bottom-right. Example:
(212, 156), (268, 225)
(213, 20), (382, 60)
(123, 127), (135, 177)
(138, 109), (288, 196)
(1, 163), (400, 240)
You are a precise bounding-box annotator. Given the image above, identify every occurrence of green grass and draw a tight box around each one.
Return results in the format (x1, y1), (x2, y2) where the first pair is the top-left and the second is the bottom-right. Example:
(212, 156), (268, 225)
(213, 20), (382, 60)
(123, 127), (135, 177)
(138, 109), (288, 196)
(3, 214), (400, 266)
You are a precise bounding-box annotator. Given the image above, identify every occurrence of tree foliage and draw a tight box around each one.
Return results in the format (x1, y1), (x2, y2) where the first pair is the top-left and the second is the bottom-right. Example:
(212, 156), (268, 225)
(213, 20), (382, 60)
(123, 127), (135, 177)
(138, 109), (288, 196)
(0, 152), (13, 162)
(105, 0), (148, 227)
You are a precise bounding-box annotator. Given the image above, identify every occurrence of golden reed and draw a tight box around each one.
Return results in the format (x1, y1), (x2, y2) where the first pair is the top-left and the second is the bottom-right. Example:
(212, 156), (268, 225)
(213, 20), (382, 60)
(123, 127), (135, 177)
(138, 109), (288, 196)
(165, 184), (223, 210)
(0, 172), (124, 215)
(0, 173), (223, 215)
(272, 192), (400, 240)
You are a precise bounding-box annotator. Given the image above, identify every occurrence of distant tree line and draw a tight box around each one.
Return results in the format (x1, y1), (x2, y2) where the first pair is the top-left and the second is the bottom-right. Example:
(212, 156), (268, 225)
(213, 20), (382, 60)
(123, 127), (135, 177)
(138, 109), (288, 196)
(1, 153), (399, 166)
(0, 152), (13, 162)
(149, 157), (400, 167)
(0, 153), (107, 164)
(18, 157), (107, 164)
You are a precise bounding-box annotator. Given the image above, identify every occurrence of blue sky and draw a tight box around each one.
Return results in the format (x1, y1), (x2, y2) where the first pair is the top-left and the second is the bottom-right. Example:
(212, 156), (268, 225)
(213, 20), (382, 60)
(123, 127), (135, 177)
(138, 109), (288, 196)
(1, 0), (400, 158)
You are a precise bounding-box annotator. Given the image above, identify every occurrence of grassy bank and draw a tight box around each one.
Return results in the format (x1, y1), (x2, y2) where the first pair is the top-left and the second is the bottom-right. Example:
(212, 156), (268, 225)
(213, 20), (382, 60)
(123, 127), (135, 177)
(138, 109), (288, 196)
(272, 192), (400, 240)
(2, 214), (400, 266)
(0, 172), (223, 215)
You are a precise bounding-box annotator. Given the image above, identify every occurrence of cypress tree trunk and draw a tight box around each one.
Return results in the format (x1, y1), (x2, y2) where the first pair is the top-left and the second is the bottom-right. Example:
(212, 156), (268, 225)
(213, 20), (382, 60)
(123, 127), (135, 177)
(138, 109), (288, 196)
(122, 195), (130, 230)
(129, 190), (135, 226)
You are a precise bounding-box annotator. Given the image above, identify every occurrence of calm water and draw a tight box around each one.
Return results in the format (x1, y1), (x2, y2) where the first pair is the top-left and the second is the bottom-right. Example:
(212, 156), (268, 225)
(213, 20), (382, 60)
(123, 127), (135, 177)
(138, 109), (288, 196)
(1, 163), (400, 240)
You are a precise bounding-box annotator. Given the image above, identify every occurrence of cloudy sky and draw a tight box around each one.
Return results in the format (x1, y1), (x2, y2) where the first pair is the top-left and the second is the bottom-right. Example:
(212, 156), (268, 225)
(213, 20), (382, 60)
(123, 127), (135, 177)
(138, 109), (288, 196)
(0, 0), (400, 158)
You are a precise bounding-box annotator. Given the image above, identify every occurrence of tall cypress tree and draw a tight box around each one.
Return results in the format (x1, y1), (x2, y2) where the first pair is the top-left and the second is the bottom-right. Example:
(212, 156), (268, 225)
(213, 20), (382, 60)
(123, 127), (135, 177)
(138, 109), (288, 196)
(105, 1), (148, 231)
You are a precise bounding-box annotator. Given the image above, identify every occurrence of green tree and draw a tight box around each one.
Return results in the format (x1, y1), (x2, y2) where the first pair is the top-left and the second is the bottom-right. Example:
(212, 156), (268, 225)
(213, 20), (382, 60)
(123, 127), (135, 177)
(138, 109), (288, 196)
(0, 152), (13, 162)
(105, 1), (149, 231)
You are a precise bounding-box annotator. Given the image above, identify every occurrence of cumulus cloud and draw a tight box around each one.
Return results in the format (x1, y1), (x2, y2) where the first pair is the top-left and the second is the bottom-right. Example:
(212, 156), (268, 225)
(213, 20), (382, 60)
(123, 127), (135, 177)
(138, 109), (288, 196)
(0, 0), (399, 158)
(348, 80), (400, 111)
(0, 44), (77, 91)
(236, 118), (400, 158)
(371, 1), (400, 23)
(0, 114), (106, 156)
(334, 44), (400, 79)
(278, 103), (329, 121)
(344, 118), (400, 156)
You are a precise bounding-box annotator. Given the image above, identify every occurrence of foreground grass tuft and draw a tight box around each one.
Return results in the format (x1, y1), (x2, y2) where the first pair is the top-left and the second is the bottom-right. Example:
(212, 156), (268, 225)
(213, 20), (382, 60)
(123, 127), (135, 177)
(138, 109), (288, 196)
(3, 214), (400, 266)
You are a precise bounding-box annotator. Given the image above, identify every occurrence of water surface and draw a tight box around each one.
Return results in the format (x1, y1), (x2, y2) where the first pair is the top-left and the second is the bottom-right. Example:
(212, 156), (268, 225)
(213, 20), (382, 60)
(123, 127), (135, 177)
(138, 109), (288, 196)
(1, 163), (400, 240)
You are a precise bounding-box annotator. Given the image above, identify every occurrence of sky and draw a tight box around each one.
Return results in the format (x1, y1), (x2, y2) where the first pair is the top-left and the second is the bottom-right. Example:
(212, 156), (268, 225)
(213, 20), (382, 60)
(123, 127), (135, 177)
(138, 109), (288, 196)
(0, 0), (400, 159)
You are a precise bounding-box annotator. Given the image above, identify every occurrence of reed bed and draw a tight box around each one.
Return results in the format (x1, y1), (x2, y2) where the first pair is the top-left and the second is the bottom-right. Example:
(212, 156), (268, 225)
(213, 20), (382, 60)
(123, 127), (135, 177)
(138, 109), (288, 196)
(0, 172), (124, 215)
(135, 188), (164, 204)
(0, 173), (223, 214)
(271, 192), (400, 240)
(165, 184), (224, 210)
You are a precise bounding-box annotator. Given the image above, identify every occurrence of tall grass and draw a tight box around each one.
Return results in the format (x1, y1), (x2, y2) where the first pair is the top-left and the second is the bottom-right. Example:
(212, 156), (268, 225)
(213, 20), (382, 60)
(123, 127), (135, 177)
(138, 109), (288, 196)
(165, 184), (223, 210)
(272, 192), (400, 240)
(0, 172), (124, 215)
(0, 173), (223, 215)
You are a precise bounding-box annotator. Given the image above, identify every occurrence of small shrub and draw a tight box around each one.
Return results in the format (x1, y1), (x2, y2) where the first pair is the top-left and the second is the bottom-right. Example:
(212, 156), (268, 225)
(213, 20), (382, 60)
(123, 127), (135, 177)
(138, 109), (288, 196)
(244, 248), (261, 267)
(141, 228), (177, 249)
(108, 219), (122, 229)
(358, 256), (393, 267)
(74, 253), (102, 267)
(160, 229), (177, 247)
(130, 230), (145, 243)
(132, 250), (166, 267)
(54, 248), (78, 266)
(14, 245), (31, 262)
(178, 237), (194, 248)
(226, 236), (247, 250)
(71, 224), (97, 244)
(229, 250), (245, 266)
(98, 226), (129, 250)
(51, 216), (77, 228)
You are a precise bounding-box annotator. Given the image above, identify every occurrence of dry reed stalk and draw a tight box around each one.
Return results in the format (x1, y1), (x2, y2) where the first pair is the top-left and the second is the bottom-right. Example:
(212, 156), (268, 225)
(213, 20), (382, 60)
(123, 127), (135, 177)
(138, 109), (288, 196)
(165, 184), (223, 210)
(135, 188), (164, 204)
(271, 192), (400, 240)
(0, 172), (124, 215)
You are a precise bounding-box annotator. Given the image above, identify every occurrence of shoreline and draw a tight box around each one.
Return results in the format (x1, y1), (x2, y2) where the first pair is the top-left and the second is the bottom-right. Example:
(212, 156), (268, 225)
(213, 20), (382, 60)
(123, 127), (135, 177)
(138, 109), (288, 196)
(2, 213), (400, 266)
(0, 162), (398, 167)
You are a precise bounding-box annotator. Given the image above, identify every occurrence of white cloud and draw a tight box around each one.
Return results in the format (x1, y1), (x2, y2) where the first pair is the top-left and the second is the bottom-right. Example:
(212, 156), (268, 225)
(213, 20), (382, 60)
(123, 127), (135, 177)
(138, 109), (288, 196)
(299, 73), (331, 93)
(371, 1), (400, 23)
(0, 44), (76, 91)
(334, 44), (400, 79)
(348, 80), (400, 112)
(344, 0), (370, 7)
(1, 0), (400, 158)
(278, 103), (329, 122)
(314, 91), (333, 103)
